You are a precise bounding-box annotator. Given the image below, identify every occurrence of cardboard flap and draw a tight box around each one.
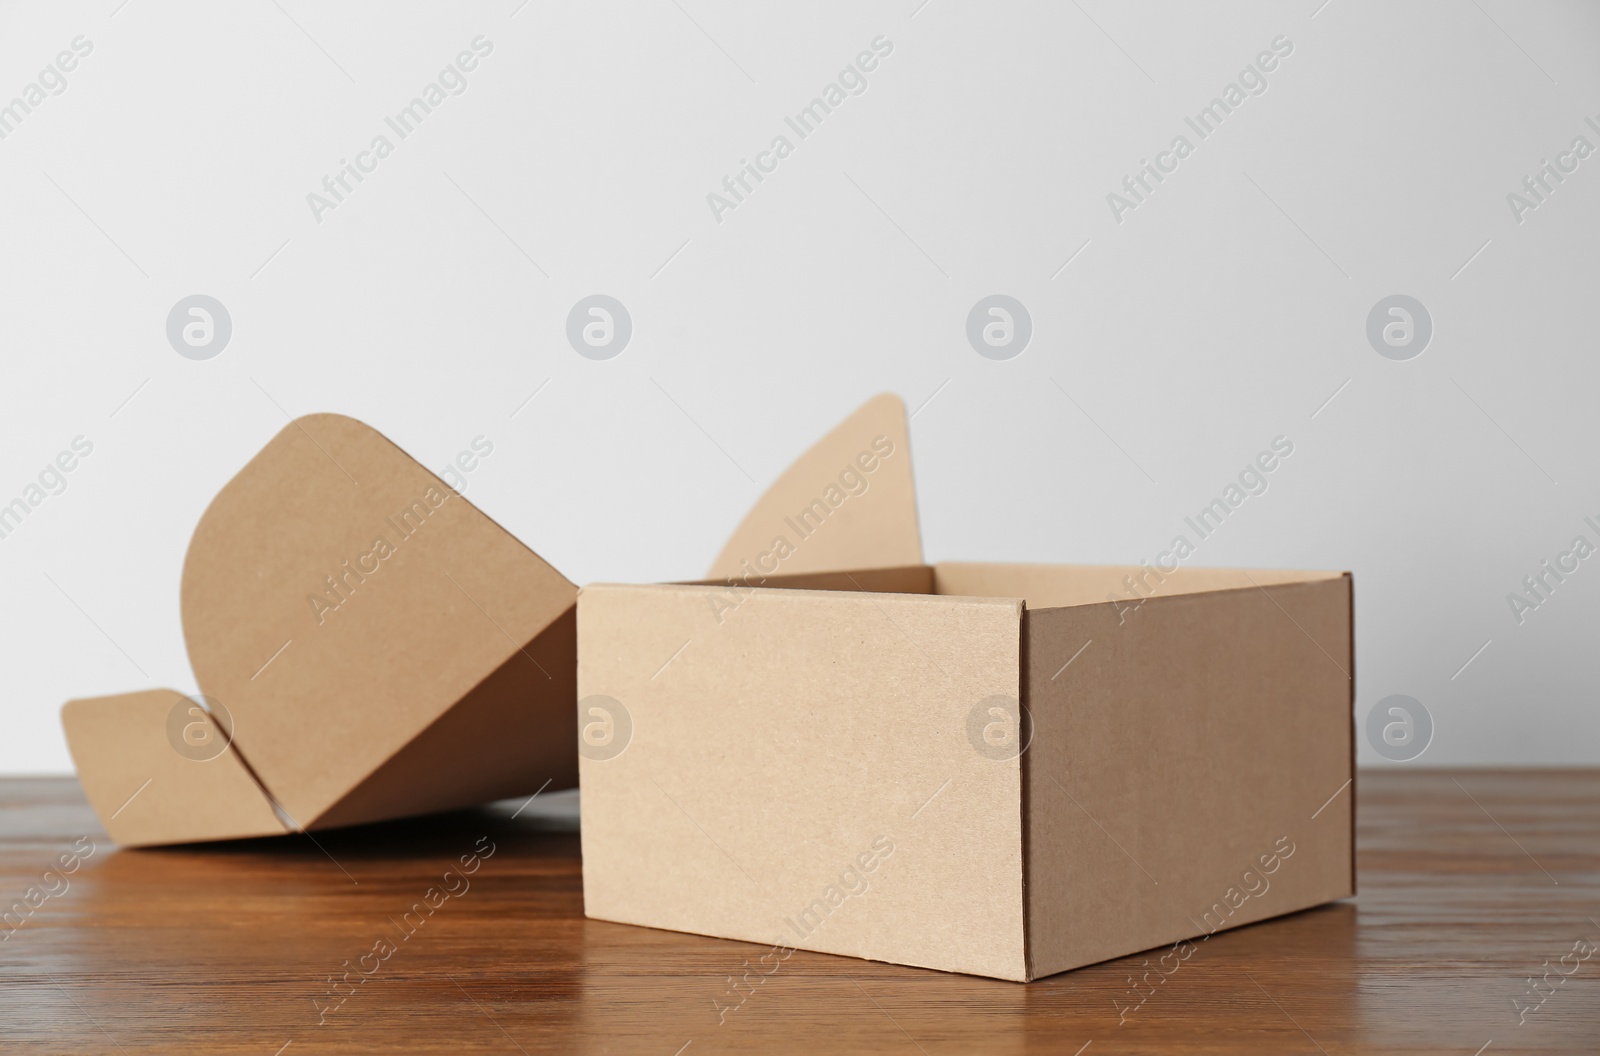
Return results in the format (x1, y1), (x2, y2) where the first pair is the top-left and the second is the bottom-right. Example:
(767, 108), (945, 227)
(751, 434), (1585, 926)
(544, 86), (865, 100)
(178, 414), (576, 828)
(310, 606), (579, 830)
(61, 690), (287, 847)
(706, 394), (922, 579)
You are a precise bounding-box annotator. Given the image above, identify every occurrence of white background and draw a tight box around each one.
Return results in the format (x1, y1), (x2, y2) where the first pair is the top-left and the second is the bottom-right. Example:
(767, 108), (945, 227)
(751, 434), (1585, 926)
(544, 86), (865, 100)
(1, 0), (1596, 772)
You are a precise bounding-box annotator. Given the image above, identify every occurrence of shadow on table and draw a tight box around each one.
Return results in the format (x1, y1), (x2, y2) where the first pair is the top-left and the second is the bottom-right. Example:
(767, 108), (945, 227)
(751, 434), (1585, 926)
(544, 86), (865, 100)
(31, 797), (1364, 1055)
(569, 901), (1359, 1054)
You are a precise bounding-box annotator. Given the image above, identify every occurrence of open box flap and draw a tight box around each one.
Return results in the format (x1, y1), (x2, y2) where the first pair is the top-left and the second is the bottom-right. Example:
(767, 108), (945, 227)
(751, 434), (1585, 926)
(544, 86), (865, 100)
(178, 413), (576, 828)
(63, 414), (579, 843)
(706, 393), (922, 579)
(61, 689), (287, 847)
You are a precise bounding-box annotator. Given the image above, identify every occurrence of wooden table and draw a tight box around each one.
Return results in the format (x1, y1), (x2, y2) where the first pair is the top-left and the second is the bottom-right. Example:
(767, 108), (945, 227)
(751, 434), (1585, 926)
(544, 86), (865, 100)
(1, 771), (1595, 1054)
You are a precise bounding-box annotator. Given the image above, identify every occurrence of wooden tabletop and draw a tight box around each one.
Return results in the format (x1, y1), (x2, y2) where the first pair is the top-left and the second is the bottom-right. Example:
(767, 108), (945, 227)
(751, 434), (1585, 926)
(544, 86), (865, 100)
(1, 770), (1595, 1054)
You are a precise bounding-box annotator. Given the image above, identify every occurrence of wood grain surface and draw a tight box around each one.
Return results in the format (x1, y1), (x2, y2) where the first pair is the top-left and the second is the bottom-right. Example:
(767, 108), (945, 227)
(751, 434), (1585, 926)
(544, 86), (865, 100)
(0, 770), (1595, 1054)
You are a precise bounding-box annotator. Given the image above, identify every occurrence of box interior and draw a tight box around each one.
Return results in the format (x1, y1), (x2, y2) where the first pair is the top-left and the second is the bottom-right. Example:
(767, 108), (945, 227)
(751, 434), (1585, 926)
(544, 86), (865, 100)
(709, 561), (1345, 611)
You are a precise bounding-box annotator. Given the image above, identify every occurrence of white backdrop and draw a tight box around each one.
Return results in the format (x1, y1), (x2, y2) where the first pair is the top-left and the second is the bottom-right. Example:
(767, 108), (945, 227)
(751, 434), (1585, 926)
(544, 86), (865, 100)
(2, 0), (1597, 773)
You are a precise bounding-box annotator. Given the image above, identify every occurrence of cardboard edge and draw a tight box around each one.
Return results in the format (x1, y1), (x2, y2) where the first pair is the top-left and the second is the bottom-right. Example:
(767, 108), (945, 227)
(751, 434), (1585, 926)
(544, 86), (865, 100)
(582, 579), (1011, 609)
(680, 564), (935, 596)
(1000, 595), (1029, 982)
(1345, 571), (1358, 899)
(1019, 607), (1036, 982)
(1019, 570), (1352, 615)
(933, 561), (1349, 608)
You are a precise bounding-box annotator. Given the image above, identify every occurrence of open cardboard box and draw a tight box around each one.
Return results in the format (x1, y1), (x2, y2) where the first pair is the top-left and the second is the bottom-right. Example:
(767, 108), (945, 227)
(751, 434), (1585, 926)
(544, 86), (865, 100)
(578, 394), (1355, 981)
(62, 415), (578, 847)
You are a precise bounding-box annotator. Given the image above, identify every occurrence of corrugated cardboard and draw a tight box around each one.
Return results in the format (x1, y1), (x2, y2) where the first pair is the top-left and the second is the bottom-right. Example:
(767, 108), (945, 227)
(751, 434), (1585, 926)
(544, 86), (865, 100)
(62, 414), (578, 847)
(578, 395), (1355, 981)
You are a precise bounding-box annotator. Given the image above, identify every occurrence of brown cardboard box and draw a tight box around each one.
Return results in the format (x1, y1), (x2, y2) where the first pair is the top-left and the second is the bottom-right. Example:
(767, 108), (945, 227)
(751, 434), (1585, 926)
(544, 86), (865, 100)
(577, 394), (1355, 981)
(62, 414), (577, 847)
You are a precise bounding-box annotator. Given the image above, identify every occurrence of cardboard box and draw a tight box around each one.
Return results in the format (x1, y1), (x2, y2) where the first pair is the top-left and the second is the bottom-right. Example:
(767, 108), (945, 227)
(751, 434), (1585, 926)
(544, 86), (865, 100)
(577, 394), (1355, 981)
(62, 414), (578, 847)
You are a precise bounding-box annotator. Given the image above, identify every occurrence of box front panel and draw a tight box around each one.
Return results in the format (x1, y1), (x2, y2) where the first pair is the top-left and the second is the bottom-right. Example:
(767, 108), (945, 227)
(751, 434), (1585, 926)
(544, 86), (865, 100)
(579, 583), (1027, 980)
(1024, 575), (1354, 978)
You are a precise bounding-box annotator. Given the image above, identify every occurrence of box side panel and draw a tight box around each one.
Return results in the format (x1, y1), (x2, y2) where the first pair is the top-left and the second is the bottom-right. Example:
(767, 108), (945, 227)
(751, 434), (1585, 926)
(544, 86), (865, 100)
(1023, 578), (1353, 978)
(936, 561), (1344, 609)
(579, 583), (1027, 981)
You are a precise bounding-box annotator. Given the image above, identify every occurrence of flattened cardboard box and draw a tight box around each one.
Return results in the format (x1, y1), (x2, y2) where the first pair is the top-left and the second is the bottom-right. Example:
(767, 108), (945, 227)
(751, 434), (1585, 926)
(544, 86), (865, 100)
(578, 394), (1355, 981)
(63, 414), (577, 847)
